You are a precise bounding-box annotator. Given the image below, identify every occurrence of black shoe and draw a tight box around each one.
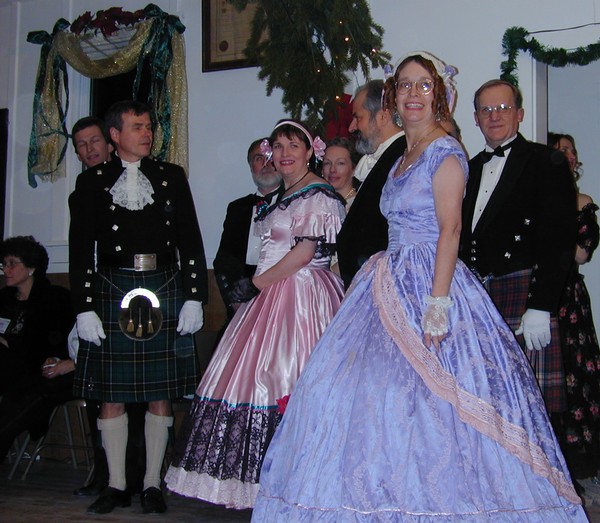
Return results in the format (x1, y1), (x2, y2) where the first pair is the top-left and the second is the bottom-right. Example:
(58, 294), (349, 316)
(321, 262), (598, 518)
(73, 481), (107, 497)
(141, 487), (167, 514)
(75, 447), (109, 496)
(86, 487), (131, 514)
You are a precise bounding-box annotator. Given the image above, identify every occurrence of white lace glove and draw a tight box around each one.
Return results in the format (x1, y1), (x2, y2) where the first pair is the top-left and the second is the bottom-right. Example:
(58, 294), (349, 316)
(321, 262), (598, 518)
(67, 324), (80, 362)
(515, 308), (551, 351)
(177, 301), (204, 335)
(421, 295), (453, 342)
(76, 311), (106, 346)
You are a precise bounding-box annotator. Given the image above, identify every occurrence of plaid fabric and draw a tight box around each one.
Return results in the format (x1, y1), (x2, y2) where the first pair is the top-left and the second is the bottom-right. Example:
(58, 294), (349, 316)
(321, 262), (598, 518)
(73, 266), (199, 403)
(485, 269), (566, 413)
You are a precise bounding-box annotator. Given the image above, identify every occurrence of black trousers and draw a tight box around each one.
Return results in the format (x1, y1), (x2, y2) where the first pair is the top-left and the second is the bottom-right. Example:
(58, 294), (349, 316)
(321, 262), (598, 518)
(0, 386), (73, 463)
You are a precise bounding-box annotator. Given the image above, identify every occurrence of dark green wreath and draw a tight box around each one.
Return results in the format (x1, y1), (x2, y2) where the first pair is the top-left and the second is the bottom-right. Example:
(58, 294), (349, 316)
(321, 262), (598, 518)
(230, 0), (390, 130)
(501, 25), (600, 85)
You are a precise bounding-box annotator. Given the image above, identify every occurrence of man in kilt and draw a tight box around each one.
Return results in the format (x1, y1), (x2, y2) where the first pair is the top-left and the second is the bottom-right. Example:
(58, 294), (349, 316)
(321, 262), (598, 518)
(69, 101), (207, 514)
(460, 79), (576, 421)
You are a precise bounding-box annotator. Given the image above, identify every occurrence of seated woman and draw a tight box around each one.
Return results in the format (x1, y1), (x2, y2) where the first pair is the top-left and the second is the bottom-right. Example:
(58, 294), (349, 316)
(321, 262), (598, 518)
(0, 235), (75, 462)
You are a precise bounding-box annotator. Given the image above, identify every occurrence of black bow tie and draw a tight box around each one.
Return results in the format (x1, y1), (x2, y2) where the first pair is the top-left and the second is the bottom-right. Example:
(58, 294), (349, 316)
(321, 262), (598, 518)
(255, 187), (280, 206)
(480, 139), (516, 163)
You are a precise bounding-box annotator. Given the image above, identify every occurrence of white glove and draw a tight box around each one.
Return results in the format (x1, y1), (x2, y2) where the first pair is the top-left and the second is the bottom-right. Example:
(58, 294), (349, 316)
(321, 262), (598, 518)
(67, 324), (80, 362)
(76, 311), (106, 346)
(515, 308), (551, 351)
(421, 295), (453, 341)
(177, 301), (204, 335)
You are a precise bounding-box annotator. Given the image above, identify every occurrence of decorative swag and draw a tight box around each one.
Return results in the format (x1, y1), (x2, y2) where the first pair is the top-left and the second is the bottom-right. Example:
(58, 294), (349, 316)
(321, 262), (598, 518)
(26, 4), (188, 188)
(500, 25), (600, 86)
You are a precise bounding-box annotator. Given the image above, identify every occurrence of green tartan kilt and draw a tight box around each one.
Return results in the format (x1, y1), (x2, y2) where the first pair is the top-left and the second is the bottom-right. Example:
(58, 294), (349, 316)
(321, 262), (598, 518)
(73, 265), (199, 403)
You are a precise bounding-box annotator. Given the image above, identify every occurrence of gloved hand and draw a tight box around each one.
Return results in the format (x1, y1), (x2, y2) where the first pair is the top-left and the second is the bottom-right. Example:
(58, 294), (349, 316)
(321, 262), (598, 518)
(67, 324), (80, 362)
(177, 300), (204, 335)
(421, 295), (453, 349)
(76, 311), (106, 346)
(515, 308), (551, 351)
(228, 277), (260, 304)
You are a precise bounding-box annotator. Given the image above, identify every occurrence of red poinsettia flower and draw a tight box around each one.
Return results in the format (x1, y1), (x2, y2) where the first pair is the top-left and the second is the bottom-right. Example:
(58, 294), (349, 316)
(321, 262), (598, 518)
(70, 11), (93, 35)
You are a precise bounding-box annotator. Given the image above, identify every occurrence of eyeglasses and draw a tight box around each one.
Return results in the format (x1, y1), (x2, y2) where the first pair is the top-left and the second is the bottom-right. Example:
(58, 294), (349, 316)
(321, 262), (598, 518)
(477, 104), (513, 118)
(396, 80), (434, 95)
(0, 260), (24, 271)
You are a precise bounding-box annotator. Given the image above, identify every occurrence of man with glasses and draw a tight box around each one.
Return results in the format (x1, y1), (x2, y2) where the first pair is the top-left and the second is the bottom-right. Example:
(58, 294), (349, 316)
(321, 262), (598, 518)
(460, 79), (576, 420)
(213, 138), (281, 324)
(336, 80), (406, 289)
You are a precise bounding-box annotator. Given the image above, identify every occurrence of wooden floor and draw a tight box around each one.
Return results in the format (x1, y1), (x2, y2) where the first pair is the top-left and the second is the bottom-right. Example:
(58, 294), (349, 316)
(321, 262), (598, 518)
(0, 458), (252, 522)
(2, 455), (600, 521)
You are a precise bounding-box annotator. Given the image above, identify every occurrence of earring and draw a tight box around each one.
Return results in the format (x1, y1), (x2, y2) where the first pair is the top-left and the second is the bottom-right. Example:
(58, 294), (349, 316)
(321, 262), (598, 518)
(28, 271), (33, 276)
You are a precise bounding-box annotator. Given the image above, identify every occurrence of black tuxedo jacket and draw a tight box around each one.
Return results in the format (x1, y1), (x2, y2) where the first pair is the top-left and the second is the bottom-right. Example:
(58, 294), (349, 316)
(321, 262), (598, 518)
(336, 134), (407, 289)
(459, 133), (576, 312)
(213, 194), (258, 313)
(69, 157), (208, 313)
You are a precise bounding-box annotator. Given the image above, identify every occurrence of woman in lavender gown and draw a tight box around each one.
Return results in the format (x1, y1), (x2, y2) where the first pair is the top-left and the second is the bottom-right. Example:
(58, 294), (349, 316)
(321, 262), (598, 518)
(252, 53), (586, 521)
(165, 120), (345, 509)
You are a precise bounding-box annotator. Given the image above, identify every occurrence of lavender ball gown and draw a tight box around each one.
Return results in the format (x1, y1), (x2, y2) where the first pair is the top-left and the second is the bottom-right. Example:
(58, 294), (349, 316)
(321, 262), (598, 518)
(252, 137), (586, 522)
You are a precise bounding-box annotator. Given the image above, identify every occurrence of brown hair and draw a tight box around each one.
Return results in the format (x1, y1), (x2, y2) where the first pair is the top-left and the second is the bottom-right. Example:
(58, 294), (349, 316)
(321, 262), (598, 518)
(383, 55), (450, 123)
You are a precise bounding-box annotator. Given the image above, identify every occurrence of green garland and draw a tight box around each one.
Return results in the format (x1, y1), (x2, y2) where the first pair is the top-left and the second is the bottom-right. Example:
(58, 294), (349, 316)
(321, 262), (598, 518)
(26, 3), (184, 187)
(501, 26), (600, 85)
(230, 0), (390, 131)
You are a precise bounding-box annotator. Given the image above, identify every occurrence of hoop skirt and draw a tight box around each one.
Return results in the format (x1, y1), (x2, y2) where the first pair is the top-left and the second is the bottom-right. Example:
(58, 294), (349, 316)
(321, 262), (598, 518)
(252, 137), (586, 521)
(165, 185), (345, 508)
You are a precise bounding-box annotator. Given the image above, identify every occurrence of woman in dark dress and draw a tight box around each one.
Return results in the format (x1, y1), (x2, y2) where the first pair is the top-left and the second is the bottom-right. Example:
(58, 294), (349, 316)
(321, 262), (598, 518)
(0, 236), (75, 462)
(548, 133), (600, 494)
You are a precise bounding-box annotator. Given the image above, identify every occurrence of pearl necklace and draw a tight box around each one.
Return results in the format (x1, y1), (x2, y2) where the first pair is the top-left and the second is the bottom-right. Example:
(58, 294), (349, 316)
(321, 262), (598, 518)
(343, 187), (356, 200)
(400, 125), (439, 169)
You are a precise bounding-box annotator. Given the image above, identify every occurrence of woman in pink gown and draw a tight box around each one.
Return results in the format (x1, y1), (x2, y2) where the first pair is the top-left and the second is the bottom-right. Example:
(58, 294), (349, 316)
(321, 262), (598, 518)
(165, 120), (346, 509)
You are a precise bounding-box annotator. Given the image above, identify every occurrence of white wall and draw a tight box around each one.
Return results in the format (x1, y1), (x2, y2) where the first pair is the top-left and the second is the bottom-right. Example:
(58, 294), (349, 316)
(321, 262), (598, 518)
(549, 61), (600, 329)
(1, 1), (599, 319)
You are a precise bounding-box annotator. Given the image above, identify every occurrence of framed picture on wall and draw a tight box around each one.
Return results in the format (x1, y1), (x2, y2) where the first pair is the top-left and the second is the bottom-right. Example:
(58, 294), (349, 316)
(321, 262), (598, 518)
(202, 0), (259, 72)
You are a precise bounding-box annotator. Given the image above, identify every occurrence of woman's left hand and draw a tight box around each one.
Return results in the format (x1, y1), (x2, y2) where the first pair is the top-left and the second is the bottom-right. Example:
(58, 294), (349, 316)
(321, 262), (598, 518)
(421, 296), (453, 350)
(42, 357), (75, 379)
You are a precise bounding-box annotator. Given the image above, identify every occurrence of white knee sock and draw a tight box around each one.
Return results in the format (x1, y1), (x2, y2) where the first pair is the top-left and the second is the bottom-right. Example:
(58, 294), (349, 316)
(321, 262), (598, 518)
(98, 413), (128, 491)
(143, 412), (173, 491)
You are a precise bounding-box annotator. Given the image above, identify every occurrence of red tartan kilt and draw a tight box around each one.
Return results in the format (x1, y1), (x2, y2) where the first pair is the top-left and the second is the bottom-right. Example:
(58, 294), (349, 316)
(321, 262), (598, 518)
(485, 269), (567, 413)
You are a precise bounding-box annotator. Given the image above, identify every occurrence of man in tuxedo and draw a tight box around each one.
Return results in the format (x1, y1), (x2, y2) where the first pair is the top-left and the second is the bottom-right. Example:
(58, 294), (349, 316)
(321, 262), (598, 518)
(213, 138), (281, 320)
(460, 79), (576, 415)
(336, 80), (406, 289)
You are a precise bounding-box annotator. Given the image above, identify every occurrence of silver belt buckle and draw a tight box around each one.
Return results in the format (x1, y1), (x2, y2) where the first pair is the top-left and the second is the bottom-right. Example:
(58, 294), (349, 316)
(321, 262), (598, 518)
(134, 253), (157, 271)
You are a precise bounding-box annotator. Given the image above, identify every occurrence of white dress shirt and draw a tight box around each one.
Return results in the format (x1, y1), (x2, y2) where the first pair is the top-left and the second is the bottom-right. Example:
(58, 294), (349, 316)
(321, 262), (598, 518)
(471, 136), (517, 231)
(354, 131), (405, 182)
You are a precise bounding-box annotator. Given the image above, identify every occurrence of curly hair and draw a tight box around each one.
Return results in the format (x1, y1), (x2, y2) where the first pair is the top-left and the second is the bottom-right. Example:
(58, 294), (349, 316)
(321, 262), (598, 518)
(383, 55), (450, 124)
(0, 235), (49, 277)
(548, 132), (583, 182)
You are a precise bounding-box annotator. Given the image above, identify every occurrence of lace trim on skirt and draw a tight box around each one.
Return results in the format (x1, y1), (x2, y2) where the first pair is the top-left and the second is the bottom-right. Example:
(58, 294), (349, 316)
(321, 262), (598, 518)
(169, 397), (281, 485)
(372, 256), (580, 505)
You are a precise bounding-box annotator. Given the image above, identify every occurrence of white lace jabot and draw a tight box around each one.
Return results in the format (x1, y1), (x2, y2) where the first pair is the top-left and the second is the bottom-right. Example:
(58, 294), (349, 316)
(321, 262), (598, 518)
(110, 159), (155, 211)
